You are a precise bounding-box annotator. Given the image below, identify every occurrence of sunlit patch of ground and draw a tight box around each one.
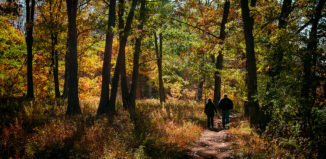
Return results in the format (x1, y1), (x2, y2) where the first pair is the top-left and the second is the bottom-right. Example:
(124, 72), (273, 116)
(189, 114), (238, 159)
(228, 118), (293, 159)
(1, 98), (207, 158)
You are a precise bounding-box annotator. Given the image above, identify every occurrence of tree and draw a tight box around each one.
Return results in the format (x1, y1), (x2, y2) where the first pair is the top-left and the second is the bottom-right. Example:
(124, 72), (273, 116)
(37, 0), (64, 98)
(262, 0), (293, 128)
(213, 0), (230, 107)
(126, 0), (147, 110)
(106, 0), (138, 112)
(240, 0), (260, 126)
(66, 0), (81, 115)
(268, 0), (292, 80)
(97, 0), (116, 115)
(301, 0), (325, 137)
(154, 32), (165, 104)
(25, 0), (35, 99)
(119, 0), (141, 109)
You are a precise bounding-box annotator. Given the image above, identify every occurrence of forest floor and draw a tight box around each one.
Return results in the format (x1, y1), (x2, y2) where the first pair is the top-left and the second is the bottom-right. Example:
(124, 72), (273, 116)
(1, 99), (289, 158)
(189, 114), (238, 159)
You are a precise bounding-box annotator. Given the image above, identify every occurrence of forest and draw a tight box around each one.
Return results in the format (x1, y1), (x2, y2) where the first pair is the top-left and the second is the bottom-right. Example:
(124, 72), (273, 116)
(0, 0), (325, 158)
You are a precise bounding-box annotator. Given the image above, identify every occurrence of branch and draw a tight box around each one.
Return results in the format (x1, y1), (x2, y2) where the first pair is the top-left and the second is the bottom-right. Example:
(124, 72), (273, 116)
(139, 58), (159, 66)
(171, 17), (220, 39)
(295, 18), (313, 34)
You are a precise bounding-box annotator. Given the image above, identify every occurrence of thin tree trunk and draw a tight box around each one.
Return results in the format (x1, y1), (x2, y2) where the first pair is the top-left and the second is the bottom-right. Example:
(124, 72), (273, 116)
(240, 0), (259, 126)
(324, 83), (326, 98)
(154, 32), (166, 104)
(129, 0), (146, 110)
(62, 47), (68, 98)
(213, 0), (230, 107)
(97, 0), (116, 115)
(107, 0), (125, 114)
(25, 0), (35, 99)
(197, 80), (204, 101)
(196, 56), (204, 102)
(51, 33), (60, 98)
(66, 0), (81, 115)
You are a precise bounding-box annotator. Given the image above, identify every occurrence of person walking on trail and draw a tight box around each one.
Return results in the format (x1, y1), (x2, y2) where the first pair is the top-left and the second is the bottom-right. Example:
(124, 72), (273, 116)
(205, 99), (217, 128)
(218, 94), (233, 129)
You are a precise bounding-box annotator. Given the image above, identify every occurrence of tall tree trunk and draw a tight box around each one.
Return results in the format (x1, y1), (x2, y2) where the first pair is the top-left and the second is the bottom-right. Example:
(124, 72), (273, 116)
(213, 0), (230, 107)
(62, 46), (68, 98)
(196, 80), (204, 101)
(107, 0), (124, 114)
(51, 33), (60, 98)
(119, 0), (138, 109)
(301, 0), (325, 106)
(108, 0), (138, 111)
(269, 0), (292, 79)
(240, 0), (259, 126)
(129, 0), (146, 110)
(154, 32), (165, 104)
(97, 0), (116, 115)
(214, 53), (223, 105)
(301, 0), (325, 138)
(324, 83), (326, 98)
(196, 57), (204, 102)
(25, 0), (35, 99)
(107, 0), (126, 113)
(66, 0), (81, 115)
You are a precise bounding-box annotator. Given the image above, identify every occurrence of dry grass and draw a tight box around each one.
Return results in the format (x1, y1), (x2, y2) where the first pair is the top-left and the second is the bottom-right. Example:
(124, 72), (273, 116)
(0, 98), (206, 158)
(228, 119), (294, 159)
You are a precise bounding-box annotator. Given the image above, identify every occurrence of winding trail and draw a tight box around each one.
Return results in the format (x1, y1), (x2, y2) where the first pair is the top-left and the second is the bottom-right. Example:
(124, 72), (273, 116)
(189, 114), (238, 159)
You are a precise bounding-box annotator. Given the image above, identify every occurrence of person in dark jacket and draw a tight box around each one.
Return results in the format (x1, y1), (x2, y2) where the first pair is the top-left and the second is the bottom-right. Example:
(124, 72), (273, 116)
(205, 99), (217, 128)
(218, 94), (233, 128)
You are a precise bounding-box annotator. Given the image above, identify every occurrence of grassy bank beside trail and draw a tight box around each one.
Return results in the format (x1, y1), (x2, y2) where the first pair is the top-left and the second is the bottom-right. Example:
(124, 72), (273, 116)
(1, 98), (205, 158)
(228, 117), (301, 159)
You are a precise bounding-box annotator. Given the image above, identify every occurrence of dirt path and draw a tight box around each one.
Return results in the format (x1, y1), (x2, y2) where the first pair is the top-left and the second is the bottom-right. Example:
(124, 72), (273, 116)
(189, 114), (238, 159)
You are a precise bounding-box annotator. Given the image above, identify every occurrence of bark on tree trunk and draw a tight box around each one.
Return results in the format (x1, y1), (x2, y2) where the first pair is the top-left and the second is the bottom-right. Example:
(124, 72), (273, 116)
(62, 47), (68, 98)
(214, 53), (223, 106)
(108, 0), (138, 111)
(51, 33), (60, 98)
(107, 0), (126, 113)
(97, 0), (116, 115)
(66, 0), (81, 115)
(154, 32), (166, 104)
(197, 80), (204, 101)
(301, 0), (325, 139)
(129, 0), (146, 110)
(240, 0), (259, 126)
(119, 0), (138, 109)
(25, 0), (35, 99)
(196, 57), (205, 102)
(301, 0), (325, 106)
(213, 0), (230, 107)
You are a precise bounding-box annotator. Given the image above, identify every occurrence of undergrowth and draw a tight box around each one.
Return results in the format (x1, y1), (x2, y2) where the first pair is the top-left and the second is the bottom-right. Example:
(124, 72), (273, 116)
(229, 117), (305, 159)
(0, 98), (205, 158)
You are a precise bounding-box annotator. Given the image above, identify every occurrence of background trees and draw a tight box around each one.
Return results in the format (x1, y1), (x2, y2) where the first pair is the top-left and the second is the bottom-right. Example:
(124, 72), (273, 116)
(1, 0), (326, 157)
